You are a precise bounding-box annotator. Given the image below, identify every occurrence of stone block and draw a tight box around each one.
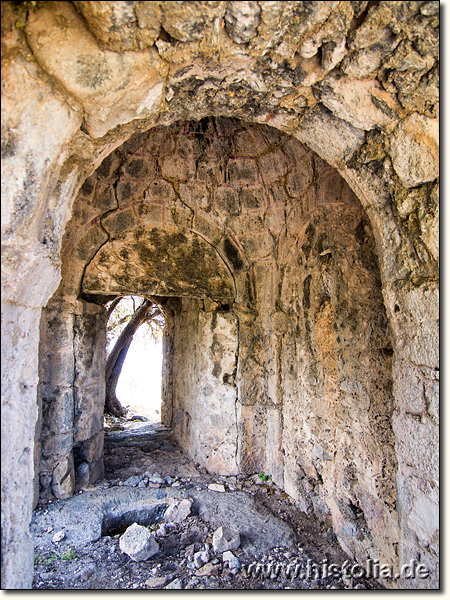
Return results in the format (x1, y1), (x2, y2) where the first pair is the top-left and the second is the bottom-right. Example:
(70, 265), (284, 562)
(160, 155), (195, 182)
(234, 127), (268, 156)
(102, 208), (135, 238)
(286, 159), (313, 198)
(214, 187), (240, 215)
(166, 205), (193, 229)
(179, 183), (211, 211)
(74, 1), (162, 51)
(227, 158), (259, 187)
(92, 182), (118, 211)
(94, 151), (122, 180)
(43, 387), (75, 434)
(241, 233), (274, 262)
(51, 454), (75, 500)
(196, 160), (225, 186)
(296, 105), (365, 168)
(122, 156), (156, 180)
(258, 150), (288, 185)
(135, 202), (164, 226)
(240, 188), (264, 211)
(145, 178), (175, 203)
(41, 432), (74, 459)
(161, 1), (224, 42)
(79, 431), (104, 463)
(224, 1), (261, 44)
(25, 2), (166, 138)
(75, 226), (108, 262)
(390, 114), (439, 188)
(192, 214), (224, 246)
(316, 73), (401, 131)
(119, 523), (159, 561)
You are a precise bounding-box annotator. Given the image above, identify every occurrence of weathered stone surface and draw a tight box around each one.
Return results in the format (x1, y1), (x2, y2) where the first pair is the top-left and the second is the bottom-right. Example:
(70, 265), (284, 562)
(161, 1), (225, 43)
(212, 526), (240, 553)
(315, 73), (401, 131)
(296, 105), (365, 167)
(51, 455), (75, 500)
(1, 0), (439, 590)
(208, 483), (225, 493)
(119, 523), (159, 561)
(25, 2), (166, 137)
(224, 1), (261, 44)
(145, 575), (169, 588)
(163, 498), (192, 524)
(222, 550), (240, 570)
(74, 1), (162, 51)
(389, 113), (439, 188)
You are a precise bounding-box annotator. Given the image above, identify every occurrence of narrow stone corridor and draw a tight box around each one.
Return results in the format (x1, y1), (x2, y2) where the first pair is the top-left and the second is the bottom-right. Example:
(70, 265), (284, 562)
(32, 416), (383, 590)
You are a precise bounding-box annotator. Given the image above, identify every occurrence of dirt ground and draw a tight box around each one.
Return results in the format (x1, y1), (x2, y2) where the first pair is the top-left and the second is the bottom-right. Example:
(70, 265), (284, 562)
(32, 416), (385, 590)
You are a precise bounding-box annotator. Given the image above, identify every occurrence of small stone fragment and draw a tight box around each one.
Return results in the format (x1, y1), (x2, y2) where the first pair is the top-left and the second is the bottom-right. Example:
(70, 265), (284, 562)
(144, 576), (168, 588)
(223, 550), (241, 570)
(224, 1), (261, 44)
(194, 545), (210, 568)
(196, 562), (219, 576)
(123, 475), (142, 487)
(212, 527), (240, 553)
(165, 577), (184, 589)
(389, 113), (439, 188)
(119, 523), (159, 562)
(52, 530), (65, 543)
(163, 498), (192, 524)
(208, 483), (226, 493)
(156, 523), (168, 537)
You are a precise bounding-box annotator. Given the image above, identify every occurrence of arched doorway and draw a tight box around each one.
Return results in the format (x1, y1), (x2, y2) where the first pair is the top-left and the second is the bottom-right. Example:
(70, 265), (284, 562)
(2, 2), (438, 589)
(36, 118), (397, 571)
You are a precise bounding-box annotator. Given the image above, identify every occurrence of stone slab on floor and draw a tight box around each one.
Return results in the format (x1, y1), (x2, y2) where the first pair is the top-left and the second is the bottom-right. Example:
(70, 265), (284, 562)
(31, 486), (296, 554)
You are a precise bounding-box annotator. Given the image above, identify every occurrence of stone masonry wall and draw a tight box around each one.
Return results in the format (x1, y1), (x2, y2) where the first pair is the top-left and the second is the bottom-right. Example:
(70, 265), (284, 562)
(1, 1), (438, 589)
(168, 298), (240, 476)
(40, 118), (400, 576)
(37, 298), (106, 501)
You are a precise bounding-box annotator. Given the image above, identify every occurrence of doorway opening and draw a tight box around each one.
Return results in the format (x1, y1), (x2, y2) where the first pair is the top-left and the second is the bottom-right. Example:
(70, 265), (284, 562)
(105, 296), (165, 425)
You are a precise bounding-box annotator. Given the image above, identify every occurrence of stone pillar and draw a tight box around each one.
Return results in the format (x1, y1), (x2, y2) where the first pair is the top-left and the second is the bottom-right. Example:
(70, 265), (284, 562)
(170, 298), (239, 475)
(37, 299), (76, 500)
(1, 302), (42, 589)
(37, 298), (107, 499)
(72, 300), (107, 489)
(385, 283), (439, 588)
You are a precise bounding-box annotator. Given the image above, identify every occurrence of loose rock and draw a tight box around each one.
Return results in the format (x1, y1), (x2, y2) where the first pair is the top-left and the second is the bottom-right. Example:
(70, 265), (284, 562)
(165, 577), (184, 589)
(119, 523), (159, 562)
(144, 576), (168, 588)
(163, 498), (193, 524)
(208, 483), (226, 493)
(52, 530), (65, 543)
(212, 527), (240, 553)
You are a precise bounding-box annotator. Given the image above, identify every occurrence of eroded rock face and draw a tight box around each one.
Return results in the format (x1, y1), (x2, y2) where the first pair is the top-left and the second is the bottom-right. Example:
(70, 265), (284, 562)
(1, 0), (438, 590)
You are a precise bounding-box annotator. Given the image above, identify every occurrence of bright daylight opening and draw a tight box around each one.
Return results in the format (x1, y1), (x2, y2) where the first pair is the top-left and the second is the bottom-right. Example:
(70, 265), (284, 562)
(105, 296), (164, 424)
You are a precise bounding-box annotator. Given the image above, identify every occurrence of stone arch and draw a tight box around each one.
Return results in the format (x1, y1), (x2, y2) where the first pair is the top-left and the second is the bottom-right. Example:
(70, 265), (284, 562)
(36, 117), (397, 575)
(1, 1), (438, 589)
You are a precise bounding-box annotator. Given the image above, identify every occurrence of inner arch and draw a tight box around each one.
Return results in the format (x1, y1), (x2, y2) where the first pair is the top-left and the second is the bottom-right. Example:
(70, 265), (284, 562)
(83, 226), (236, 300)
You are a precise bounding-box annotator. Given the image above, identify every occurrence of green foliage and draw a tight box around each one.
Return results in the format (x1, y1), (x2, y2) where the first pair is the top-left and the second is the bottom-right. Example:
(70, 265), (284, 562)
(259, 471), (270, 482)
(34, 551), (59, 567)
(61, 547), (77, 561)
(14, 0), (39, 28)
